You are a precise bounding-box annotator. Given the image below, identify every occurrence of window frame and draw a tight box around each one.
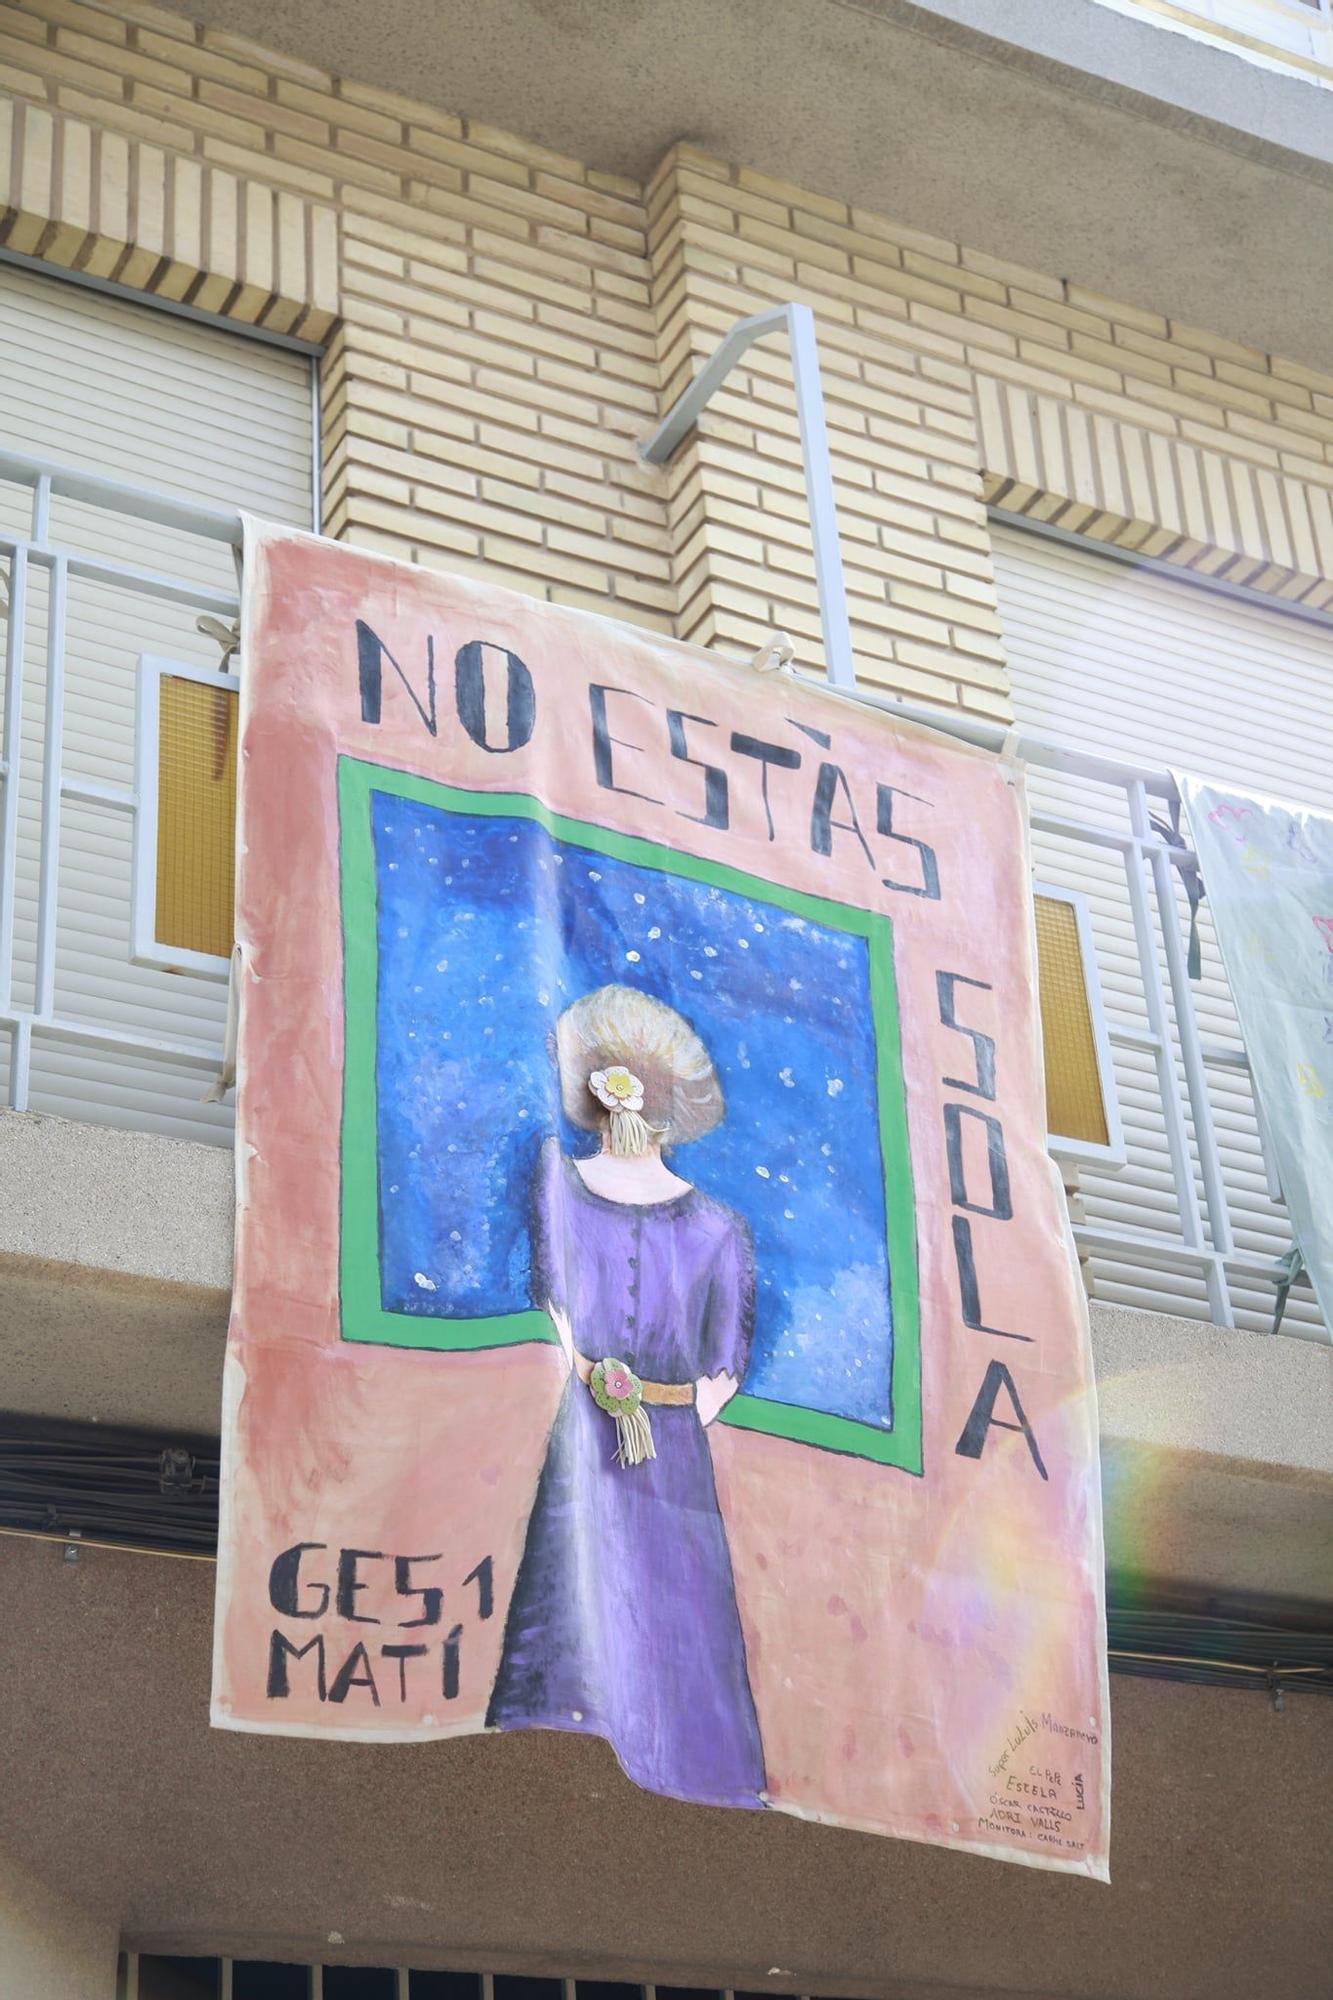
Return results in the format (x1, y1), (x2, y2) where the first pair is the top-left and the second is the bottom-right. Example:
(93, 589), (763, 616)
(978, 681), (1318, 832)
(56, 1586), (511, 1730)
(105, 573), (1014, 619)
(131, 652), (238, 984)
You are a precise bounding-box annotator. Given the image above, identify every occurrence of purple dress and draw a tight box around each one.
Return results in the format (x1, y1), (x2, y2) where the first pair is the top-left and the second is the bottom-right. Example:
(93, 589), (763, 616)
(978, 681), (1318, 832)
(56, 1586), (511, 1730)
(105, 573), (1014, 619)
(487, 1138), (766, 1808)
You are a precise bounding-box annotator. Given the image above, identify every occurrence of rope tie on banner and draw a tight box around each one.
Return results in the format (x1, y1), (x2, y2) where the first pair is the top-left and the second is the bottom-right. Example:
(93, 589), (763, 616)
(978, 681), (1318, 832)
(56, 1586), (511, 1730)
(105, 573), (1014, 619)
(749, 630), (796, 677)
(1270, 1243), (1306, 1339)
(1150, 798), (1205, 981)
(203, 944), (242, 1104)
(197, 614), (241, 671)
(996, 722), (1026, 789)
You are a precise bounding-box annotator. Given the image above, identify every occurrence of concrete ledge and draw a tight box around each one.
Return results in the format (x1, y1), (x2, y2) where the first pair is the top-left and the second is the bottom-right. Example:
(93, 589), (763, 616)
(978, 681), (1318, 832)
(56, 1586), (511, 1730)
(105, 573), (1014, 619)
(1093, 1301), (1333, 1479)
(1094, 1302), (1333, 1603)
(1, 1111), (1329, 1599)
(0, 1109), (233, 1289)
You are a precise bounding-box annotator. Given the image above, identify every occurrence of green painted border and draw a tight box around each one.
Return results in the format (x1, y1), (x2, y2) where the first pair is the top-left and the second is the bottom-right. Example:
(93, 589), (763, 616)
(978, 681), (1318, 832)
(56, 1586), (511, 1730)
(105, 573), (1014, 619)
(337, 755), (921, 1473)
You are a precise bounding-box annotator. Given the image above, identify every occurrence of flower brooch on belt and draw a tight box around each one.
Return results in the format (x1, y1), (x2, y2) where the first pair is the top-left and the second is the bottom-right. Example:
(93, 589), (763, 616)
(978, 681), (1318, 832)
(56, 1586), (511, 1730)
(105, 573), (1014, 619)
(591, 1356), (641, 1416)
(590, 1356), (656, 1468)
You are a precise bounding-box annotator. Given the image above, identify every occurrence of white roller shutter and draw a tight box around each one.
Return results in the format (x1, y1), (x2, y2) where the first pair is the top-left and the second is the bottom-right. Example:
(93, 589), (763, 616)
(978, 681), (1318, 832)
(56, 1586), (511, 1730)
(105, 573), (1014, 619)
(994, 517), (1333, 1336)
(0, 264), (313, 1143)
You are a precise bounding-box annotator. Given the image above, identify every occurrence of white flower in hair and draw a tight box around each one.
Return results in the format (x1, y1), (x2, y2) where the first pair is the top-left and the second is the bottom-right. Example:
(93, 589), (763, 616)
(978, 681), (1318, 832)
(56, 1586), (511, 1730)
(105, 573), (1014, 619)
(589, 1065), (644, 1113)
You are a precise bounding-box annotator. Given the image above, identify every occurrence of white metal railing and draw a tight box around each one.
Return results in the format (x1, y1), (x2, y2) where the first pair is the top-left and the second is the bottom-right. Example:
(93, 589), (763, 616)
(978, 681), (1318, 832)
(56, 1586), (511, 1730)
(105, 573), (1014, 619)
(843, 681), (1316, 1334)
(0, 439), (1321, 1336)
(1093, 0), (1333, 74)
(0, 446), (241, 1112)
(643, 305), (1323, 1340)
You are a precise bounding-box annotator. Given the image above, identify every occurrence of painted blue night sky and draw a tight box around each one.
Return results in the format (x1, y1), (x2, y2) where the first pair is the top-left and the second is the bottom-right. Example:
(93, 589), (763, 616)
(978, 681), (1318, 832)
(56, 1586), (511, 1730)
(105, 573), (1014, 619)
(372, 792), (897, 1428)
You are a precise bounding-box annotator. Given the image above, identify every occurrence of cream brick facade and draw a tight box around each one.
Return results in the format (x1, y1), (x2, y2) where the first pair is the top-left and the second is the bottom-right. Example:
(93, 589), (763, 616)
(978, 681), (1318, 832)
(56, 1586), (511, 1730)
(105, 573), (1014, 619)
(5, 0), (1333, 708)
(0, 0), (674, 632)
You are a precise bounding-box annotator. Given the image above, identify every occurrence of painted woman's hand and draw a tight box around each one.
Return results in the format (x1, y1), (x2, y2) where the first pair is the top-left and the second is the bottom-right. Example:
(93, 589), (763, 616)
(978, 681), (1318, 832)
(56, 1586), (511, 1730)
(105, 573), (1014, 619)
(696, 1371), (739, 1427)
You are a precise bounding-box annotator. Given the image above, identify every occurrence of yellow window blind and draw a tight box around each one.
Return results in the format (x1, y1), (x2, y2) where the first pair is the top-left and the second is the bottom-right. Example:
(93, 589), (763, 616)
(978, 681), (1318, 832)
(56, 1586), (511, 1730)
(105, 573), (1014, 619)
(155, 674), (237, 961)
(1034, 891), (1110, 1149)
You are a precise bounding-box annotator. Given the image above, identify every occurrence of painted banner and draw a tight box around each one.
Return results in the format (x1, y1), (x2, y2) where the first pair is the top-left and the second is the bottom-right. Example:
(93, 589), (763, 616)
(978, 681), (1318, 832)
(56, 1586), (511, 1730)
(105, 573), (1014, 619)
(1181, 774), (1333, 1329)
(212, 522), (1110, 1877)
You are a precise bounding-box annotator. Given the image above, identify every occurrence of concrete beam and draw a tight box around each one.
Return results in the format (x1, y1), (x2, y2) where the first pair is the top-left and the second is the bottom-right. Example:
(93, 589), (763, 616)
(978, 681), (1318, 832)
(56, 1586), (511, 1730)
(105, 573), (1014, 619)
(0, 1852), (118, 2000)
(158, 0), (1333, 372)
(901, 0), (1333, 176)
(0, 1531), (1329, 1999)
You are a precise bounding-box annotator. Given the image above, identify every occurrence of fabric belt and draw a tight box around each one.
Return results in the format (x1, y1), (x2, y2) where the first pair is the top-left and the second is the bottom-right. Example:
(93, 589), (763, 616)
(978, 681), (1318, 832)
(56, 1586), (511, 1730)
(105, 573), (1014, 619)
(573, 1349), (695, 1406)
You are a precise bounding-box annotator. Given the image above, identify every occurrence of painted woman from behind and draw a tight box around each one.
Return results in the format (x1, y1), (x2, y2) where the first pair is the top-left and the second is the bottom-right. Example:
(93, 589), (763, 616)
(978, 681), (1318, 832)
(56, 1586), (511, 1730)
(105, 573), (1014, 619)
(487, 983), (766, 1808)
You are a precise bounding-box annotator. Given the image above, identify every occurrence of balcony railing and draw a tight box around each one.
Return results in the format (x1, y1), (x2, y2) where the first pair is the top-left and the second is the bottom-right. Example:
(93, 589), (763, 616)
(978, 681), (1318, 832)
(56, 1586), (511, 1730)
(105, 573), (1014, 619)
(0, 447), (240, 1139)
(0, 442), (1325, 1340)
(1094, 0), (1333, 78)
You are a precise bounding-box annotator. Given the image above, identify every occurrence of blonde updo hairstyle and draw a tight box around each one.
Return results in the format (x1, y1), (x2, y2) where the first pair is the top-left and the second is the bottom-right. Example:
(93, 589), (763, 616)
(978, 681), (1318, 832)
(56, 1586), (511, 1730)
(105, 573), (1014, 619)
(556, 984), (724, 1156)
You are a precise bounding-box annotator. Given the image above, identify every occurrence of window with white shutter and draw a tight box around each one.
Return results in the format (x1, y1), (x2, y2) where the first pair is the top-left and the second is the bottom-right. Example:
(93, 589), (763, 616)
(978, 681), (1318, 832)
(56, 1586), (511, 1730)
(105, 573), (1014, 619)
(994, 516), (1333, 1335)
(0, 263), (314, 1143)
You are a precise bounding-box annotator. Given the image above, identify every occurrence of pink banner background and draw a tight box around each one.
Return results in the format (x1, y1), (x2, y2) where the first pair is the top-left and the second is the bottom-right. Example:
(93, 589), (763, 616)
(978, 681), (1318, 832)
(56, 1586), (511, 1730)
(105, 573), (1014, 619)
(211, 521), (1110, 1878)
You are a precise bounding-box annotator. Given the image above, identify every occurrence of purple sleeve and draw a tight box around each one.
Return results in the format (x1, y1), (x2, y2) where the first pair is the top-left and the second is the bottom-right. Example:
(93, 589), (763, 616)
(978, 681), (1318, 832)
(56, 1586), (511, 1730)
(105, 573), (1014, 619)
(530, 1139), (566, 1314)
(699, 1211), (756, 1381)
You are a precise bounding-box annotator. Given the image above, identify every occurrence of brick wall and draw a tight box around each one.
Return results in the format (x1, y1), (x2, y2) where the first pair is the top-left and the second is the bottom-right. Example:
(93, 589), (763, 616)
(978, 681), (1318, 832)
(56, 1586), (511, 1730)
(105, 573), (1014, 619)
(0, 0), (674, 633)
(649, 153), (1005, 712)
(648, 146), (1333, 709)
(5, 0), (1333, 708)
